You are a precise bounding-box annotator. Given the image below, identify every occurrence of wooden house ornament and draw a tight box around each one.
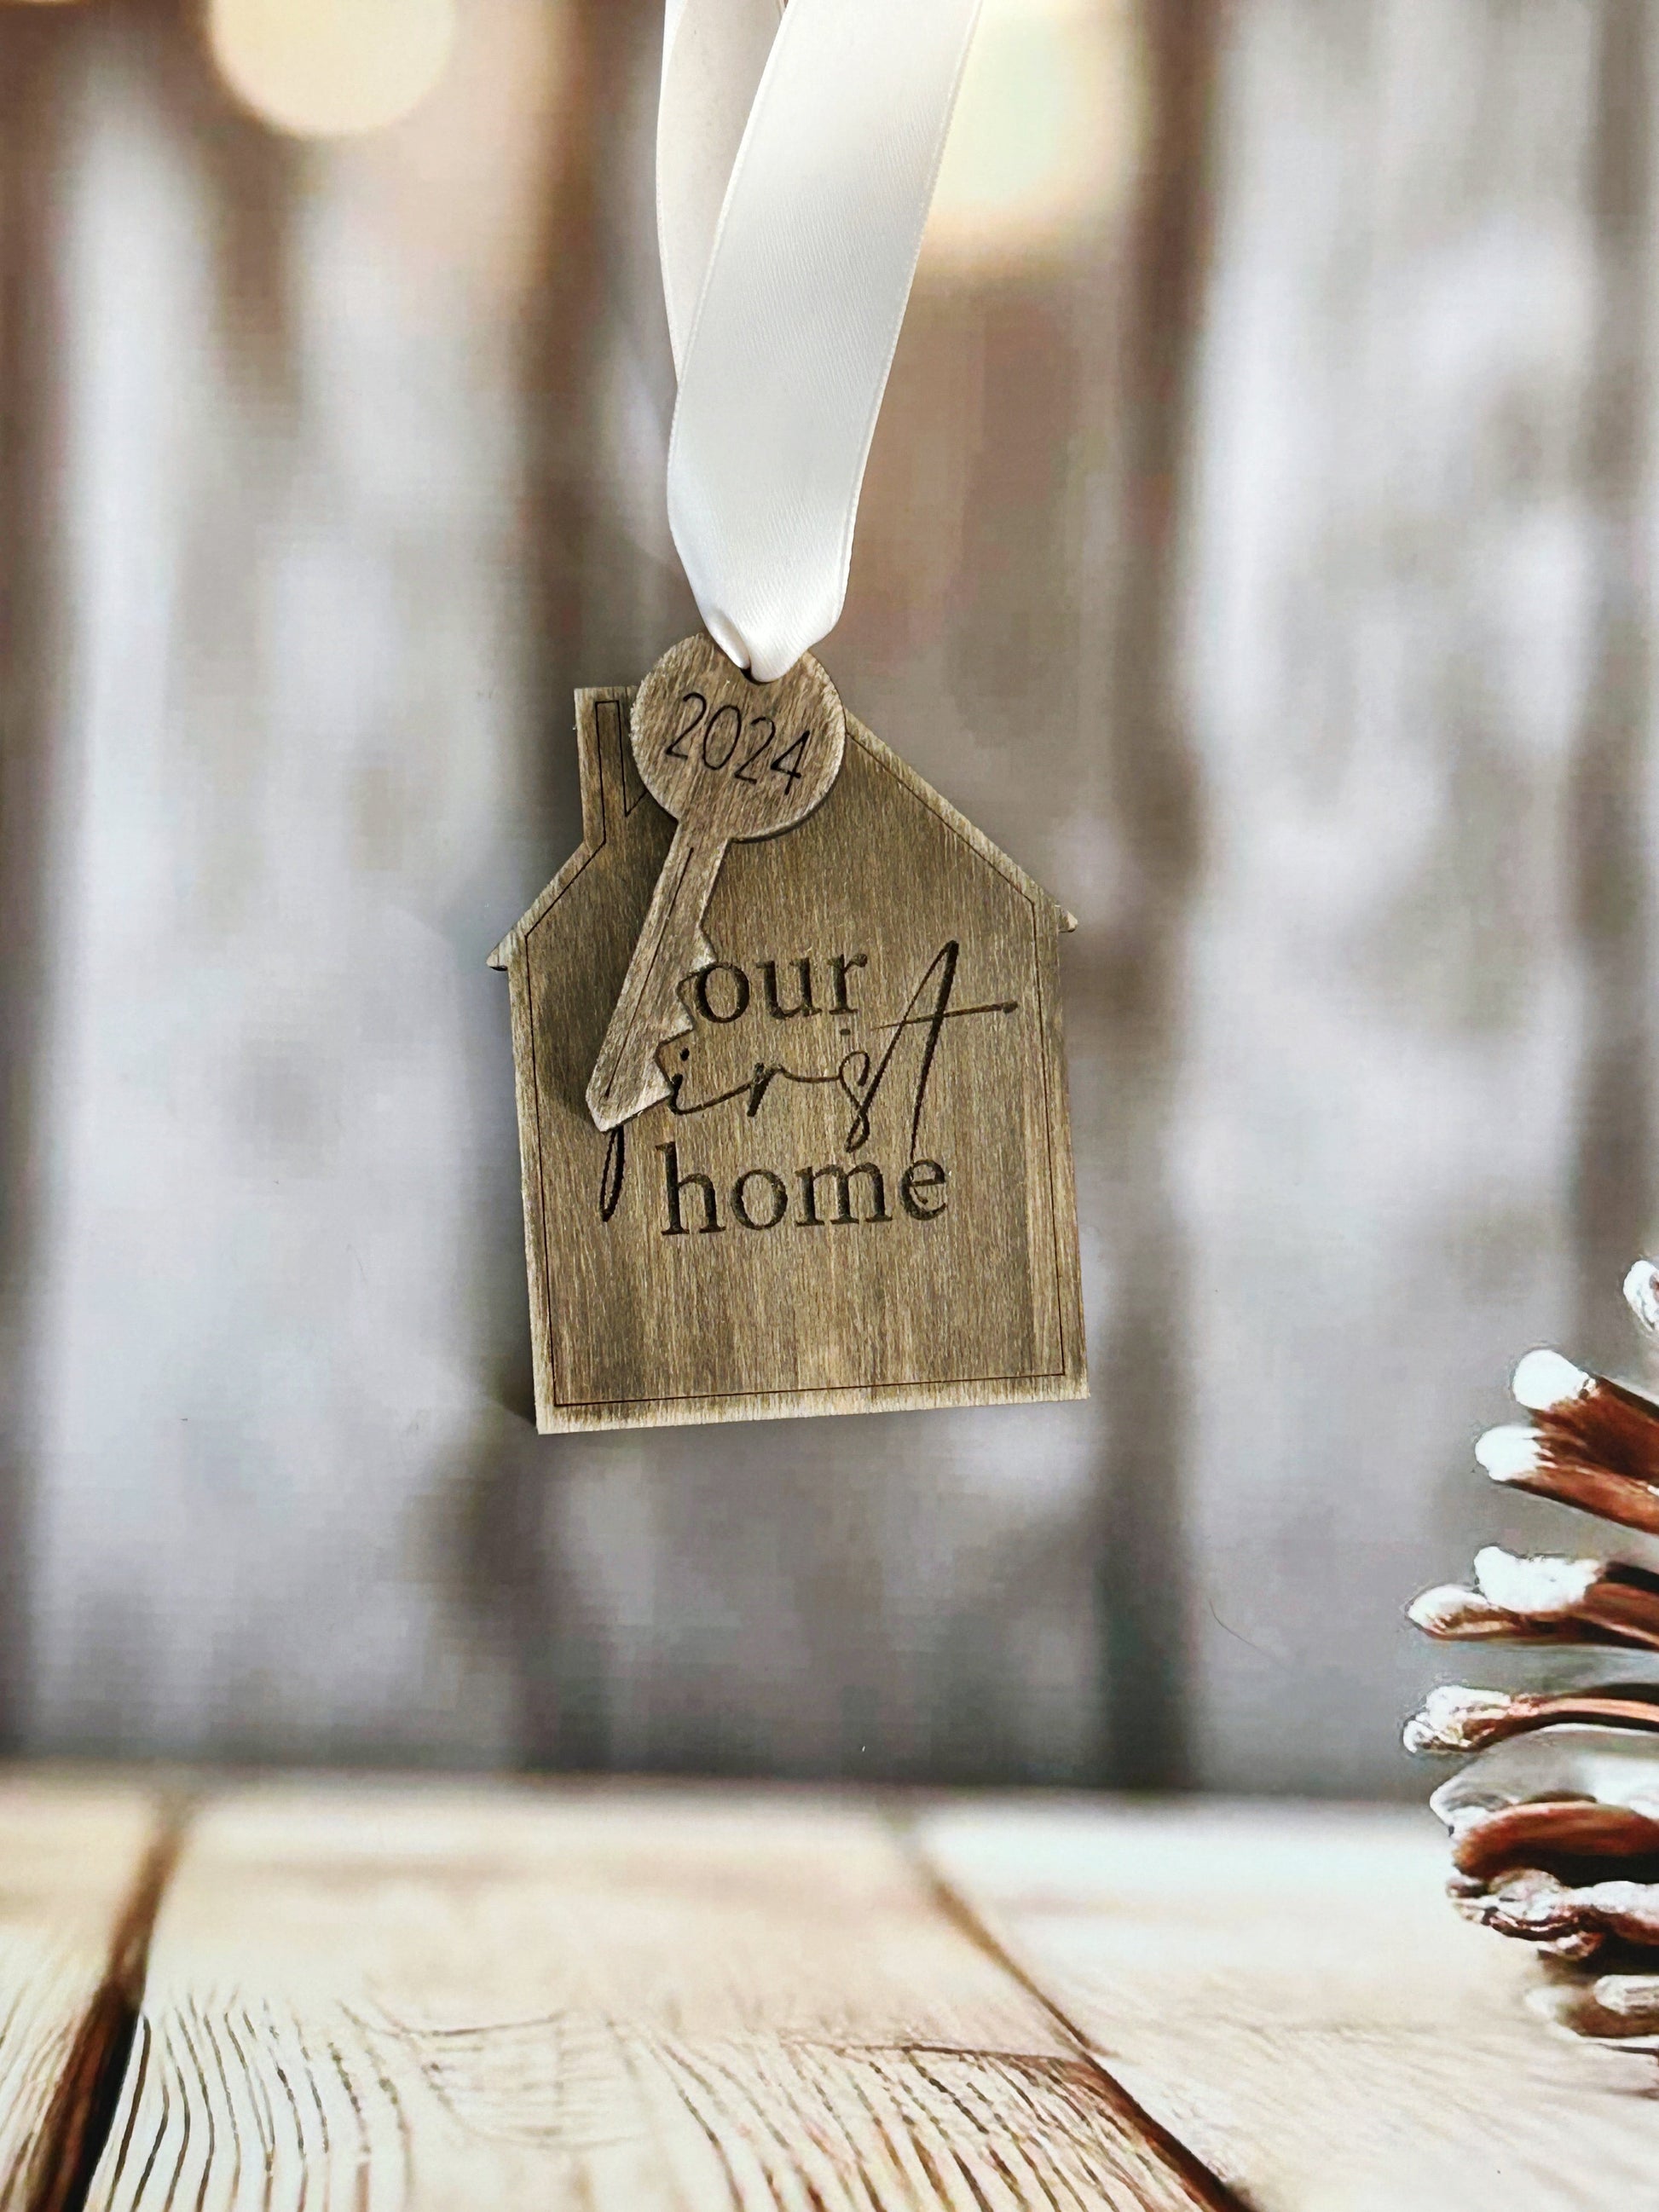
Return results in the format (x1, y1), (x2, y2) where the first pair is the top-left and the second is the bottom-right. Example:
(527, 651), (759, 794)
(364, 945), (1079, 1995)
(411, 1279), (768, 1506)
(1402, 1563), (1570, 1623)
(489, 662), (1086, 1432)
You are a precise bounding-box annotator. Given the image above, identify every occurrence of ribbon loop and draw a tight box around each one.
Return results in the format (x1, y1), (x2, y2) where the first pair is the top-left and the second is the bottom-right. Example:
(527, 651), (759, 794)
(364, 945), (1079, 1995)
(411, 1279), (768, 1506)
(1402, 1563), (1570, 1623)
(660, 0), (982, 680)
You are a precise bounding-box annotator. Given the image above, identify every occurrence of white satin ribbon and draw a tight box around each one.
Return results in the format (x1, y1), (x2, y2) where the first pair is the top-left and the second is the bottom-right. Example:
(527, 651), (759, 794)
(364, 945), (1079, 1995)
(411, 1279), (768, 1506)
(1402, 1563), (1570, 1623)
(659, 0), (983, 680)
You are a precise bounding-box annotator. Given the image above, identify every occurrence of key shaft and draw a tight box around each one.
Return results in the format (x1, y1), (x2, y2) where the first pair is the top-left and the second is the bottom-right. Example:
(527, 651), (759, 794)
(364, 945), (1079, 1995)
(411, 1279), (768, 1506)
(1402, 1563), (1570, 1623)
(587, 819), (727, 1130)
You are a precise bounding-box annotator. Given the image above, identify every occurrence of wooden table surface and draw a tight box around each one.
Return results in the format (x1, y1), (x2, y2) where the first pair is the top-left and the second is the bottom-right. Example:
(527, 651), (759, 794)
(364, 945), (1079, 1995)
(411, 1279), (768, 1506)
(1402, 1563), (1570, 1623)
(0, 1776), (1649, 2210)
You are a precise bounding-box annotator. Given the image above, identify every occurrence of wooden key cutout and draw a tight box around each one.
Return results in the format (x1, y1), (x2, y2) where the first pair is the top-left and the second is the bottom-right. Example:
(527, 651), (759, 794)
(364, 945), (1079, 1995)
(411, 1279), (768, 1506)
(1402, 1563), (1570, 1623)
(586, 635), (846, 1131)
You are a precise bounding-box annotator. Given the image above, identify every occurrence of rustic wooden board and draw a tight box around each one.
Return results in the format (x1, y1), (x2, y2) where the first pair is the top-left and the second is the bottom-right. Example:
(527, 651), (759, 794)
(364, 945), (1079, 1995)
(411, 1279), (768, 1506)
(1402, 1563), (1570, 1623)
(490, 680), (1085, 1430)
(1176, 0), (1621, 1797)
(84, 1781), (1219, 2211)
(0, 1776), (161, 2209)
(3, 1778), (1656, 2206)
(920, 1799), (1659, 2210)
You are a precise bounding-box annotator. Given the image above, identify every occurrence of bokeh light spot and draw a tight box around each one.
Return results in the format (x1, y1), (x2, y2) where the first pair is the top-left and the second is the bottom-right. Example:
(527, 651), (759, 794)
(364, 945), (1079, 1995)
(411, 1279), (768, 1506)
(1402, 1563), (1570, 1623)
(209, 0), (458, 140)
(926, 0), (1142, 274)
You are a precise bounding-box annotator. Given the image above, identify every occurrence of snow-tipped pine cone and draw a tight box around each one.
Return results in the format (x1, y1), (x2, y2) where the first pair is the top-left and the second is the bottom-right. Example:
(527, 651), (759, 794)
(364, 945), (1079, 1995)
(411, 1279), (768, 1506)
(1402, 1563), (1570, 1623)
(1408, 1261), (1659, 2036)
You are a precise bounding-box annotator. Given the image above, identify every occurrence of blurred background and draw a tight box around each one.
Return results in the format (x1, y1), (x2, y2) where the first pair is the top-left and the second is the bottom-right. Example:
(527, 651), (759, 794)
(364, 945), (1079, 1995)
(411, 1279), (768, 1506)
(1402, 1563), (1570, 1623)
(0, 0), (1650, 1796)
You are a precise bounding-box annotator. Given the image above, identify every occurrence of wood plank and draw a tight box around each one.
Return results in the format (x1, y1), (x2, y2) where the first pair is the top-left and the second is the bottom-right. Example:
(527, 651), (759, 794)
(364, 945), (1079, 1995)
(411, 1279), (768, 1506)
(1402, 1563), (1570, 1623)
(1176, 0), (1618, 1795)
(920, 1799), (1659, 2210)
(1566, 2), (1657, 1352)
(87, 1780), (1228, 2210)
(0, 1776), (161, 2207)
(0, 4), (78, 1752)
(21, 0), (582, 1769)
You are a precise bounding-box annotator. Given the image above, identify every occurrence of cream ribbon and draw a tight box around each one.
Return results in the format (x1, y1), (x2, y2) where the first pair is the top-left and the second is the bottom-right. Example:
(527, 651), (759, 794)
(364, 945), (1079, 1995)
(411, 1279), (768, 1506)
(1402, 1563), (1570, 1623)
(659, 0), (983, 680)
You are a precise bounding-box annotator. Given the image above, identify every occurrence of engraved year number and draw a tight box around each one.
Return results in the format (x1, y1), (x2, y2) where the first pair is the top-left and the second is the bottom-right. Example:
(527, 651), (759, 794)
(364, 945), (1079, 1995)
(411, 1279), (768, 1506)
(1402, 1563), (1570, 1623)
(663, 689), (810, 793)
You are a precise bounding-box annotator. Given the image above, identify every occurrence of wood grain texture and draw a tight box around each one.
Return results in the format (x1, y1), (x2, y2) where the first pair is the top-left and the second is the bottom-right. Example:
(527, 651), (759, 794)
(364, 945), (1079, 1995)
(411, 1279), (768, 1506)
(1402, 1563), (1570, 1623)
(0, 3), (74, 1759)
(588, 638), (847, 1130)
(921, 1799), (1659, 2210)
(9, 1777), (1659, 2208)
(491, 680), (1085, 1429)
(17, 0), (583, 1769)
(84, 1781), (1217, 2211)
(1176, 0), (1621, 1794)
(0, 1776), (159, 2208)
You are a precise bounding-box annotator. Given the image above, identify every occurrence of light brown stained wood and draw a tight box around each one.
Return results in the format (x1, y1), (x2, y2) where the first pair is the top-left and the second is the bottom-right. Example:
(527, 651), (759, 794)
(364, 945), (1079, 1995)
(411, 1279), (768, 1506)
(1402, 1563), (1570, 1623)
(489, 679), (1086, 1431)
(84, 1782), (1219, 2211)
(588, 638), (847, 1131)
(0, 1777), (160, 2209)
(919, 1801), (1659, 2211)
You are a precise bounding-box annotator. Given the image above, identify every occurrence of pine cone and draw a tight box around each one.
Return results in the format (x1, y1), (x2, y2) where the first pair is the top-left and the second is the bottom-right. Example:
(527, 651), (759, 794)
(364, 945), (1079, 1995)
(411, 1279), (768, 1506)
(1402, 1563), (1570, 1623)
(1408, 1261), (1659, 2035)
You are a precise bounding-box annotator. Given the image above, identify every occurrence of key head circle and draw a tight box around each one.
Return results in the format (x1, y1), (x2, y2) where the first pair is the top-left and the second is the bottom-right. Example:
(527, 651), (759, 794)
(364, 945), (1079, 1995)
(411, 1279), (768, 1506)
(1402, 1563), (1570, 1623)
(630, 633), (846, 842)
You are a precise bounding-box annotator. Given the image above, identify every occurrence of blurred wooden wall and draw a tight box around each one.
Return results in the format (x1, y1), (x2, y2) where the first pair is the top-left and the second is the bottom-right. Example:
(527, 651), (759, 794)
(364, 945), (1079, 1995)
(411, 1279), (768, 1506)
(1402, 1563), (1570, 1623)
(0, 0), (1653, 1795)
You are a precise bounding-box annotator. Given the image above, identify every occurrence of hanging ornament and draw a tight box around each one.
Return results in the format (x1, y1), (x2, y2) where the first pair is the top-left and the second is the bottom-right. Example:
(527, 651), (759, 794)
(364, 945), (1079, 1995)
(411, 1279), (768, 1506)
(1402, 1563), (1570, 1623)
(1408, 1259), (1659, 2040)
(490, 0), (1085, 1431)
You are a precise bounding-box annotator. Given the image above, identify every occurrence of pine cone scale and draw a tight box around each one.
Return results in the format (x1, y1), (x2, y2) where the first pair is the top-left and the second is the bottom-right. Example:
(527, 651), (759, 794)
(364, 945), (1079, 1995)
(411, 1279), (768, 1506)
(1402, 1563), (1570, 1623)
(1409, 1259), (1659, 2014)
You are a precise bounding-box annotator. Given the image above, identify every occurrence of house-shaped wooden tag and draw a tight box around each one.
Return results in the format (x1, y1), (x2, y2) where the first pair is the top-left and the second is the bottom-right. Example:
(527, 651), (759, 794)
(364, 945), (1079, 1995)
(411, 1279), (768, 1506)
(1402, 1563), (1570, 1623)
(489, 684), (1086, 1431)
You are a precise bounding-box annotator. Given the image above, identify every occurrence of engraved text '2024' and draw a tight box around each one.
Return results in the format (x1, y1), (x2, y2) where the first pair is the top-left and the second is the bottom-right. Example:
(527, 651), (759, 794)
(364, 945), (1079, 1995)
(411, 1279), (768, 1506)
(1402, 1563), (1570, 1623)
(663, 685), (814, 792)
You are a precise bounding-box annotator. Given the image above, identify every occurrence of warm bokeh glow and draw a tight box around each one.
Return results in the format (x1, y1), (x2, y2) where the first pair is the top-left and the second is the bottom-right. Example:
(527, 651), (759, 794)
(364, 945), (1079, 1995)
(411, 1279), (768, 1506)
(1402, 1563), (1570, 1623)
(926, 0), (1142, 273)
(209, 0), (457, 139)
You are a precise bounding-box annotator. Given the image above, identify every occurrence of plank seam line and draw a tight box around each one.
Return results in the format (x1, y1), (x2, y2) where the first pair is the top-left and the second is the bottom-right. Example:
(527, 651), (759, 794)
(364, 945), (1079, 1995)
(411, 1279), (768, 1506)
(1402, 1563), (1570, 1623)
(897, 1822), (1251, 2212)
(20, 1797), (192, 2212)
